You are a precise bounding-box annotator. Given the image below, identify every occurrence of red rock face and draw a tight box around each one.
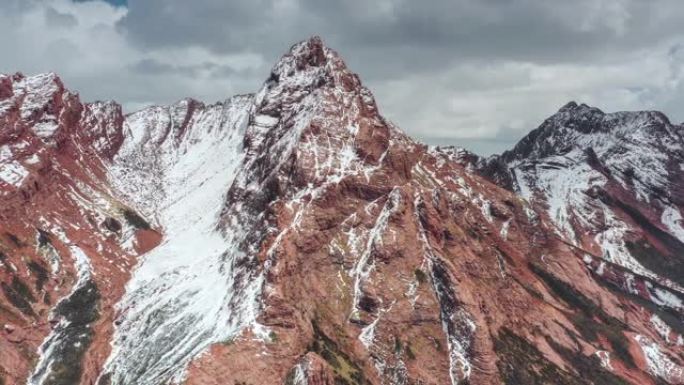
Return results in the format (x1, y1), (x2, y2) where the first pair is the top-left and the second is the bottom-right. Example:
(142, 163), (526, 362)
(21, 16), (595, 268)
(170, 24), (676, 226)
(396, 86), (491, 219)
(0, 72), (159, 385)
(1, 38), (683, 385)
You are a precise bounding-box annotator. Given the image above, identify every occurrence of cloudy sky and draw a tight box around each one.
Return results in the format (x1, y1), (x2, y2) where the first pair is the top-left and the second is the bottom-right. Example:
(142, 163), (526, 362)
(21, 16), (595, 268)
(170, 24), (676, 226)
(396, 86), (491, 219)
(2, 0), (684, 154)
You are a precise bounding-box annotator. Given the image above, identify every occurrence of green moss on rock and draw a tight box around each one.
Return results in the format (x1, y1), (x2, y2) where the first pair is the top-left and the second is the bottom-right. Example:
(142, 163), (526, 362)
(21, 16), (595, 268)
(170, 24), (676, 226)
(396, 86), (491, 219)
(2, 276), (36, 317)
(495, 328), (580, 385)
(27, 260), (49, 291)
(308, 322), (367, 385)
(529, 263), (634, 367)
(37, 280), (100, 385)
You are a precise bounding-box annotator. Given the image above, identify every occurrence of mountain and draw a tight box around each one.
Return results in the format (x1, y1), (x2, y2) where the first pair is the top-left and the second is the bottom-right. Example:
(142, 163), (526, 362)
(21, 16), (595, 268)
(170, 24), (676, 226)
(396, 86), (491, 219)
(0, 37), (682, 385)
(473, 101), (684, 298)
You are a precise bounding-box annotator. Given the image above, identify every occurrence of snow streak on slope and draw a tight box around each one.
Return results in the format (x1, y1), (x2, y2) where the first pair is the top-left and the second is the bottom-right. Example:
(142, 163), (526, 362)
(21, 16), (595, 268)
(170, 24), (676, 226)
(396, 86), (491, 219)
(508, 107), (684, 287)
(102, 96), (264, 385)
(0, 145), (29, 187)
(413, 195), (475, 385)
(512, 150), (594, 243)
(661, 206), (684, 243)
(634, 335), (684, 383)
(512, 152), (675, 285)
(28, 242), (94, 385)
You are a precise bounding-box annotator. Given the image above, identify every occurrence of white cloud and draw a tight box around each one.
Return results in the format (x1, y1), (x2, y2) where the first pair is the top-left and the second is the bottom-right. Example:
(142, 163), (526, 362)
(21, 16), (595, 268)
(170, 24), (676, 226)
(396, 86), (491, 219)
(372, 40), (684, 154)
(0, 0), (267, 111)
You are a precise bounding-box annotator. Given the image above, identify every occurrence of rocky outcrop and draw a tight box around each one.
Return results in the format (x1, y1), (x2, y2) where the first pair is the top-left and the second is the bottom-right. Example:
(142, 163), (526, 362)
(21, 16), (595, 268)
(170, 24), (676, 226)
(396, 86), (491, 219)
(0, 71), (160, 385)
(1, 37), (682, 385)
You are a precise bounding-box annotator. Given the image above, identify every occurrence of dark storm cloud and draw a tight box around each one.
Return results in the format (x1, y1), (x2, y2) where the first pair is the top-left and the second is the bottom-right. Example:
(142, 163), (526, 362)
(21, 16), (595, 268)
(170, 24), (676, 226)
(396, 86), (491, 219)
(44, 7), (78, 28)
(118, 0), (684, 75)
(75, 0), (127, 6)
(2, 0), (684, 154)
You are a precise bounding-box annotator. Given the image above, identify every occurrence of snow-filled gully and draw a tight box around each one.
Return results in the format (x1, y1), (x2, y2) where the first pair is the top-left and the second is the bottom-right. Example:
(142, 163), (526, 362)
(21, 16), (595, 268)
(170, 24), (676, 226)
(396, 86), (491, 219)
(29, 242), (98, 385)
(100, 97), (265, 385)
(414, 195), (476, 385)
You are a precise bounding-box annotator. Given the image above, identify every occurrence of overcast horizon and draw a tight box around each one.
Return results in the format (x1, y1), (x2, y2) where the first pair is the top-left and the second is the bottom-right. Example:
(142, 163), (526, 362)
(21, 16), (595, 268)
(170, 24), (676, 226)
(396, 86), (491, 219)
(3, 0), (684, 155)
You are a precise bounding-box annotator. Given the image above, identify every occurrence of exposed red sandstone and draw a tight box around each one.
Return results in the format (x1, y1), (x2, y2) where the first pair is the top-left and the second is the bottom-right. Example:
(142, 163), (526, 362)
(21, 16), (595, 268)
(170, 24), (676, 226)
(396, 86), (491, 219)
(0, 38), (682, 385)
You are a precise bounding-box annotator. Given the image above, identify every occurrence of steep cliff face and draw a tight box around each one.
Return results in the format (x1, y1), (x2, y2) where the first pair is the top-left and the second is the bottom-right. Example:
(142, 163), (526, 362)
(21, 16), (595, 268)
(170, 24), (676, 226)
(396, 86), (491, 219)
(1, 38), (682, 385)
(0, 71), (160, 385)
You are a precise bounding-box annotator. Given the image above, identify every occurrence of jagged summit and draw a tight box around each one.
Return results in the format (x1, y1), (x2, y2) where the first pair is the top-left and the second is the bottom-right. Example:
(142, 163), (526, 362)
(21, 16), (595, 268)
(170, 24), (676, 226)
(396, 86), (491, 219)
(558, 100), (580, 112)
(498, 101), (680, 163)
(256, 36), (373, 118)
(554, 100), (674, 129)
(273, 36), (332, 73)
(556, 100), (602, 114)
(269, 36), (350, 81)
(477, 96), (684, 309)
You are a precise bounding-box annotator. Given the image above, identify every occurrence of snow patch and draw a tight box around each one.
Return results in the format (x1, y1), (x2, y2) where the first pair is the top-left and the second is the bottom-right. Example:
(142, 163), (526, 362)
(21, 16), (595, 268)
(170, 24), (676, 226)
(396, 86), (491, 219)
(500, 218), (511, 240)
(661, 206), (684, 243)
(359, 317), (379, 349)
(0, 160), (29, 187)
(29, 244), (93, 385)
(595, 350), (613, 371)
(650, 314), (672, 343)
(634, 334), (684, 383)
(102, 96), (263, 385)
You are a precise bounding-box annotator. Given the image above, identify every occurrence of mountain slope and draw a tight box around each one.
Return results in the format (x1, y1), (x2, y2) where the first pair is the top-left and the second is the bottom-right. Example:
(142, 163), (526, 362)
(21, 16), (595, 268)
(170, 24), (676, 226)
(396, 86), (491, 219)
(498, 102), (684, 284)
(0, 38), (682, 385)
(470, 101), (684, 382)
(473, 102), (684, 307)
(0, 71), (160, 385)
